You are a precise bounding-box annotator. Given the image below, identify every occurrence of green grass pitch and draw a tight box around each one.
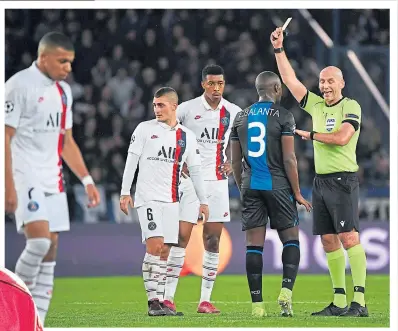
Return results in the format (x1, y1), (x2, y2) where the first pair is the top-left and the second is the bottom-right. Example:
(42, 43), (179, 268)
(46, 274), (389, 328)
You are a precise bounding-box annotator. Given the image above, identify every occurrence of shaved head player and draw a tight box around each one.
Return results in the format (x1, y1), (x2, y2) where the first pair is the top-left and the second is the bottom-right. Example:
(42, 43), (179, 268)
(5, 31), (101, 325)
(231, 71), (311, 317)
(271, 26), (368, 317)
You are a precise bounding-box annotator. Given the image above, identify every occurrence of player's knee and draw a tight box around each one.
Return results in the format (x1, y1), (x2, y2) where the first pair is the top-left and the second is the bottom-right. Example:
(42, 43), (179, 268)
(160, 245), (171, 260)
(246, 246), (263, 273)
(339, 230), (360, 250)
(146, 241), (163, 256)
(282, 240), (300, 264)
(24, 220), (51, 239)
(203, 234), (220, 252)
(321, 234), (341, 252)
(26, 237), (52, 258)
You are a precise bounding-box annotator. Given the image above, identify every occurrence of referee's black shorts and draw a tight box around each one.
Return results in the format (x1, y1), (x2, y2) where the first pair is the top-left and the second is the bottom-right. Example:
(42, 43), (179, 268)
(241, 188), (299, 232)
(312, 172), (360, 235)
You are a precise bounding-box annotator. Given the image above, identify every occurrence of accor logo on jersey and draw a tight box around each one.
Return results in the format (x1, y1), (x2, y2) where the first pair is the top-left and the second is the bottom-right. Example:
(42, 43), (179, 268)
(46, 112), (64, 128)
(199, 127), (223, 144)
(147, 145), (186, 164)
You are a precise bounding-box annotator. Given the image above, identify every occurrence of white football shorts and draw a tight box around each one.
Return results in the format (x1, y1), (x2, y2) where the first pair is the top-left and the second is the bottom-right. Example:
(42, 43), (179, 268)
(137, 201), (179, 244)
(14, 185), (70, 234)
(179, 177), (230, 224)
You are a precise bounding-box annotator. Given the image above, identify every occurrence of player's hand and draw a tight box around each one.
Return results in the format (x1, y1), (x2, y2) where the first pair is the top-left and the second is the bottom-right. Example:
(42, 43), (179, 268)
(181, 162), (190, 178)
(85, 184), (100, 208)
(295, 129), (311, 141)
(221, 161), (233, 176)
(199, 204), (209, 223)
(294, 193), (312, 212)
(271, 27), (284, 48)
(5, 184), (18, 214)
(120, 195), (134, 215)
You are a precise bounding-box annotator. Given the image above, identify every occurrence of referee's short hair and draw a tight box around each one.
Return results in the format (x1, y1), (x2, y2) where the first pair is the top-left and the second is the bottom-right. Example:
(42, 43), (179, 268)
(202, 64), (225, 81)
(38, 32), (74, 54)
(154, 87), (178, 104)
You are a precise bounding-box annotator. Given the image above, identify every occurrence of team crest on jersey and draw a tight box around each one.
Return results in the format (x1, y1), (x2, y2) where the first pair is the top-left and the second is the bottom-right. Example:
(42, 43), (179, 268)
(178, 139), (185, 147)
(61, 93), (67, 106)
(325, 118), (336, 132)
(194, 115), (201, 120)
(27, 201), (39, 212)
(148, 222), (157, 230)
(221, 117), (229, 127)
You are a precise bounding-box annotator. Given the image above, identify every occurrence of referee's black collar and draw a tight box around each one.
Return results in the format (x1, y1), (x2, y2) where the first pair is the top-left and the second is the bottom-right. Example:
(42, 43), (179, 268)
(325, 96), (346, 107)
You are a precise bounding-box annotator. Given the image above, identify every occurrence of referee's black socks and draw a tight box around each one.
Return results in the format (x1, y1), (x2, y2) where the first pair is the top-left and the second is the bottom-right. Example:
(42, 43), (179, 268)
(246, 246), (263, 302)
(281, 240), (300, 290)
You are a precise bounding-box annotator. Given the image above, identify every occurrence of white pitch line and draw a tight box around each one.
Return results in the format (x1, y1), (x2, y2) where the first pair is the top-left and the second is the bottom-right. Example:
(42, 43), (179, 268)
(69, 301), (329, 305)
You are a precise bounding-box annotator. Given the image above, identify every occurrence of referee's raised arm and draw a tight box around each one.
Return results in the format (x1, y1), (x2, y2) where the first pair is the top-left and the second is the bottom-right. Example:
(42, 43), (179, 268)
(270, 27), (307, 103)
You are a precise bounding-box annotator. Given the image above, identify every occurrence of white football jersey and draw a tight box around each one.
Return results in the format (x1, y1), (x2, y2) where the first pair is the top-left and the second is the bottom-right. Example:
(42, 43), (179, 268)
(177, 95), (242, 180)
(129, 119), (201, 207)
(5, 62), (73, 193)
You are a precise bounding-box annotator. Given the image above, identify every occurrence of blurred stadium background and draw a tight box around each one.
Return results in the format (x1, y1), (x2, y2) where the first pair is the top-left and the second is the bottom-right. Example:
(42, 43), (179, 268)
(5, 9), (390, 278)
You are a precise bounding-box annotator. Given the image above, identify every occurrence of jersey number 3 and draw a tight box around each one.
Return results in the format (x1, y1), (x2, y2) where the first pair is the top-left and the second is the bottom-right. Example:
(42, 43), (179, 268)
(248, 122), (266, 157)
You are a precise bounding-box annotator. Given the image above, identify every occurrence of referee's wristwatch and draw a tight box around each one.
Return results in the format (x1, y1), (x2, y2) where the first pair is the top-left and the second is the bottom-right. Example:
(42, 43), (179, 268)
(310, 131), (317, 140)
(273, 47), (284, 53)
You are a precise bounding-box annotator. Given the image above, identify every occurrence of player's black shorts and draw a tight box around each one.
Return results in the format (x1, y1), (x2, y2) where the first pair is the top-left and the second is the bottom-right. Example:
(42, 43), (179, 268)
(240, 188), (299, 231)
(312, 172), (359, 235)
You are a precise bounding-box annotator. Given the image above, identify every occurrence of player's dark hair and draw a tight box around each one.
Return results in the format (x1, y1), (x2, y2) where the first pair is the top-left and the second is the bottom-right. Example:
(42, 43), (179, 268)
(38, 32), (74, 52)
(154, 87), (178, 103)
(201, 64), (225, 81)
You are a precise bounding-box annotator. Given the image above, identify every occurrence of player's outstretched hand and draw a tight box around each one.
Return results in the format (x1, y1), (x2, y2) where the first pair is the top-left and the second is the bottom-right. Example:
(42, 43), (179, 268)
(120, 195), (134, 215)
(295, 129), (311, 141)
(199, 204), (209, 223)
(271, 27), (284, 48)
(221, 161), (233, 176)
(5, 185), (18, 214)
(294, 193), (312, 212)
(86, 184), (101, 208)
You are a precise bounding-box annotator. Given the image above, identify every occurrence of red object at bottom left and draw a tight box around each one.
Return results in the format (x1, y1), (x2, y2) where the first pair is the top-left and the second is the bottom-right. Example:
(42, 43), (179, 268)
(0, 267), (43, 331)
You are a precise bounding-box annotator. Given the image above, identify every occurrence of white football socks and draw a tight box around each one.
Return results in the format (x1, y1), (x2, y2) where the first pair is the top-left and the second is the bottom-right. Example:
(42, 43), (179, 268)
(142, 253), (161, 301)
(31, 261), (56, 324)
(200, 250), (219, 303)
(164, 246), (186, 302)
(156, 259), (167, 302)
(15, 238), (51, 290)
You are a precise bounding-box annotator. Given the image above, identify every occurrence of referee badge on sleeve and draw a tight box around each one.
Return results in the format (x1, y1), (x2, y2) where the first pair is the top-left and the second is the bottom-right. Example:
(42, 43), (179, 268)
(345, 113), (359, 119)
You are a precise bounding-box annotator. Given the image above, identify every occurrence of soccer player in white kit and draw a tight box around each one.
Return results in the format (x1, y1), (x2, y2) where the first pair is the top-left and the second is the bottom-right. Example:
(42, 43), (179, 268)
(119, 87), (209, 316)
(4, 32), (101, 325)
(161, 65), (242, 314)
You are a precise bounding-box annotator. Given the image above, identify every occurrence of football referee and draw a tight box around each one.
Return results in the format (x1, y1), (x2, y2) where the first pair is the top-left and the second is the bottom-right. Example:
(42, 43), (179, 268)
(270, 27), (368, 317)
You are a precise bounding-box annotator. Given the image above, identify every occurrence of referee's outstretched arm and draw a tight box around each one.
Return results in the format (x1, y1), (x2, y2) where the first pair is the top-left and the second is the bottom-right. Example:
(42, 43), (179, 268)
(270, 27), (307, 103)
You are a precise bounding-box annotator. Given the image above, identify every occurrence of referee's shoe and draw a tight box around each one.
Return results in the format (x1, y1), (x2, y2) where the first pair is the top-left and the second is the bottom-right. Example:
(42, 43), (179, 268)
(311, 302), (348, 316)
(341, 302), (369, 317)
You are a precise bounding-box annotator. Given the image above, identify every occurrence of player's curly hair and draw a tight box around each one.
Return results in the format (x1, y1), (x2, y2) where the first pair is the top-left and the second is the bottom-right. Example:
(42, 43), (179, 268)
(201, 64), (225, 81)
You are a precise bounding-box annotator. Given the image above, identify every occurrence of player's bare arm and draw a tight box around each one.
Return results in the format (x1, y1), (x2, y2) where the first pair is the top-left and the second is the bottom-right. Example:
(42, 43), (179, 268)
(61, 129), (100, 207)
(231, 140), (242, 191)
(5, 125), (18, 213)
(295, 123), (355, 146)
(281, 135), (312, 212)
(271, 27), (307, 103)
